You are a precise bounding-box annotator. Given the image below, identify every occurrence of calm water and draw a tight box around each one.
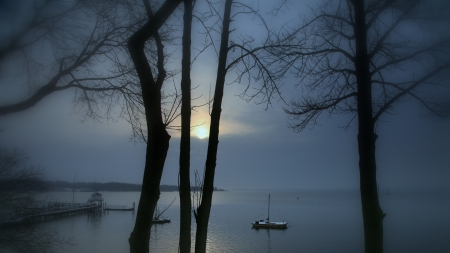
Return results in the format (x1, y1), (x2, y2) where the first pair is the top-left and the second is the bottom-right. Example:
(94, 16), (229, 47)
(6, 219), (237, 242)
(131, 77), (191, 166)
(5, 189), (450, 252)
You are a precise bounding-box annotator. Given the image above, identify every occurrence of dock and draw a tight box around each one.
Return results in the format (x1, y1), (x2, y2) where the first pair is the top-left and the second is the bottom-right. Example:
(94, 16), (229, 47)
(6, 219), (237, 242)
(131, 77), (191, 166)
(0, 192), (104, 227)
(0, 203), (101, 227)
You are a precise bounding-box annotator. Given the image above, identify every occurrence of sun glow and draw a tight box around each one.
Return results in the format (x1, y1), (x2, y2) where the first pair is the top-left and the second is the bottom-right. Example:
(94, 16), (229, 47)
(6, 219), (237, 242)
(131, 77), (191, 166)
(194, 126), (209, 139)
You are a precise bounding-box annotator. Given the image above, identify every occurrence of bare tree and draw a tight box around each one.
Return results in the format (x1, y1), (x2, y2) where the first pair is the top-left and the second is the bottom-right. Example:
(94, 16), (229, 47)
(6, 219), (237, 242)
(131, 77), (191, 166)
(192, 2), (234, 251)
(0, 148), (71, 253)
(178, 0), (194, 252)
(269, 0), (450, 252)
(125, 0), (183, 252)
(0, 0), (141, 118)
(0, 1), (186, 252)
(0, 149), (46, 219)
(191, 1), (285, 251)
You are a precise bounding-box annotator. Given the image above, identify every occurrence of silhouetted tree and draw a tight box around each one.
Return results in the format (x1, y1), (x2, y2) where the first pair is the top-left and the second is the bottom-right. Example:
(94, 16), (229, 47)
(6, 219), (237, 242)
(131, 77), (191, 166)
(126, 0), (183, 252)
(192, 1), (284, 251)
(0, 0), (142, 118)
(192, 1), (233, 252)
(178, 0), (194, 252)
(0, 1), (186, 252)
(270, 0), (450, 252)
(0, 148), (71, 253)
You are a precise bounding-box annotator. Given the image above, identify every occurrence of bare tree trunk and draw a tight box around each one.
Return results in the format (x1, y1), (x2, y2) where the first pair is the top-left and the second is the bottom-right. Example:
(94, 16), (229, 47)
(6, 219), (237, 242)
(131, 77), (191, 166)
(179, 0), (193, 252)
(126, 1), (182, 252)
(353, 1), (384, 252)
(194, 0), (233, 252)
(129, 120), (171, 253)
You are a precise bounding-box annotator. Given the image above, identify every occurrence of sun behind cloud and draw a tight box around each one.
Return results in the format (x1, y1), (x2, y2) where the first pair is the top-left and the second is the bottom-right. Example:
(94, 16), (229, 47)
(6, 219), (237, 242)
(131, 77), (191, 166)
(194, 125), (208, 139)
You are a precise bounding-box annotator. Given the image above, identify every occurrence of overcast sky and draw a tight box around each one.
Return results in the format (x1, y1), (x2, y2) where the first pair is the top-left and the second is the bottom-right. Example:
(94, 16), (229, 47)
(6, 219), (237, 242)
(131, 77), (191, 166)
(1, 0), (449, 190)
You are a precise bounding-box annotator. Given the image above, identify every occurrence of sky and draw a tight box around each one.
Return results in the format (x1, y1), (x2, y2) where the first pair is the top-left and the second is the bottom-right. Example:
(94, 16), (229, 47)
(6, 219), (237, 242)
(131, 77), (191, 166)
(1, 0), (450, 191)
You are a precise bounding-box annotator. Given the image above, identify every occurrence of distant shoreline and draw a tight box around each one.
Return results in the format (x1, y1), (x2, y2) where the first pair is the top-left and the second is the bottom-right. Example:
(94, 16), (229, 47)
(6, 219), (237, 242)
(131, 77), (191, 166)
(45, 180), (225, 192)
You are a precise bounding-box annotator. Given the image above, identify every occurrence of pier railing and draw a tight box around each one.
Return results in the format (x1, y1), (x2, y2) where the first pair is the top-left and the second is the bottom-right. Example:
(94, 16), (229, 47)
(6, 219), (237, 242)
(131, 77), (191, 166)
(0, 202), (101, 227)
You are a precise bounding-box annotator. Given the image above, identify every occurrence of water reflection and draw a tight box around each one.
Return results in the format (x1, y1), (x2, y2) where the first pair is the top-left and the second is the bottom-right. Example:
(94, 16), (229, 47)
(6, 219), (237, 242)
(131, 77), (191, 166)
(6, 189), (447, 253)
(266, 229), (272, 253)
(87, 210), (102, 234)
(251, 227), (290, 253)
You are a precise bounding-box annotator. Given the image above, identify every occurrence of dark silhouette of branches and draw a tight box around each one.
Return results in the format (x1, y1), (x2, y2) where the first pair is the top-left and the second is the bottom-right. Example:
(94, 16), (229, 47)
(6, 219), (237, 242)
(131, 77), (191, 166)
(0, 149), (46, 216)
(274, 0), (450, 131)
(125, 0), (183, 252)
(0, 148), (71, 253)
(268, 1), (450, 253)
(191, 1), (289, 252)
(0, 0), (142, 119)
(194, 0), (288, 109)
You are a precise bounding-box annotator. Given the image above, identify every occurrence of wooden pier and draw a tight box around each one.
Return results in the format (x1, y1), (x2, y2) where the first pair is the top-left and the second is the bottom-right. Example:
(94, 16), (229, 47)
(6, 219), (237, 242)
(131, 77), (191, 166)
(0, 192), (104, 227)
(0, 203), (101, 227)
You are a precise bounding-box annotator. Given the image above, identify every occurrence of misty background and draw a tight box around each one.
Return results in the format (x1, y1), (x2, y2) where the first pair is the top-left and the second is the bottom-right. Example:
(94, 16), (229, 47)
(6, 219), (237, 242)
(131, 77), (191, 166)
(1, 0), (449, 191)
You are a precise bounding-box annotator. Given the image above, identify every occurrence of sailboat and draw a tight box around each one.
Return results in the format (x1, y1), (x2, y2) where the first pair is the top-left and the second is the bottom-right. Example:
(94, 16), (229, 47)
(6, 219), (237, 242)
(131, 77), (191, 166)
(152, 204), (171, 224)
(252, 194), (288, 229)
(152, 198), (175, 224)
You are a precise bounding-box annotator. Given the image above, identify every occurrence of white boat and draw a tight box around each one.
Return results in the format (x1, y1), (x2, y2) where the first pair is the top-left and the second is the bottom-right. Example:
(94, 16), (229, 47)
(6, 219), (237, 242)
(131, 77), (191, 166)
(252, 194), (288, 229)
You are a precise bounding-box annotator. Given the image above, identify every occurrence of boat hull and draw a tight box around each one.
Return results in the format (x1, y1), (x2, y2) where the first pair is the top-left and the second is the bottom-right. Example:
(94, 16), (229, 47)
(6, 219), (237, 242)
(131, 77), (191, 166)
(252, 221), (287, 229)
(153, 219), (171, 224)
(104, 208), (134, 211)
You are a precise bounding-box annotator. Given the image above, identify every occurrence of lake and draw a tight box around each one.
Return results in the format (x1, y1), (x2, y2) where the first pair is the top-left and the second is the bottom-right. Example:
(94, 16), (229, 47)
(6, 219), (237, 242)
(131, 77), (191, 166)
(3, 188), (450, 252)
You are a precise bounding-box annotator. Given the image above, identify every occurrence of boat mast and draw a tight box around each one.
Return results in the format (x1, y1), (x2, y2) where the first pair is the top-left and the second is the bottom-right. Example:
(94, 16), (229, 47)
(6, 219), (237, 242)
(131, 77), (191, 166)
(268, 194), (270, 221)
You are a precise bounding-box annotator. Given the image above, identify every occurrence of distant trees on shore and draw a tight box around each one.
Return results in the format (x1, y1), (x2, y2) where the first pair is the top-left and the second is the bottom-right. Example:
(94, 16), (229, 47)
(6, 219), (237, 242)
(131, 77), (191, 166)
(45, 181), (224, 192)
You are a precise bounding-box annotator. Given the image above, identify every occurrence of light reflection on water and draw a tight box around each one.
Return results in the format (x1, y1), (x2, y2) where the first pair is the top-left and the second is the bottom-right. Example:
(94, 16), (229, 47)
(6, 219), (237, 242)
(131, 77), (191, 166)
(9, 189), (450, 253)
